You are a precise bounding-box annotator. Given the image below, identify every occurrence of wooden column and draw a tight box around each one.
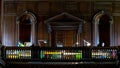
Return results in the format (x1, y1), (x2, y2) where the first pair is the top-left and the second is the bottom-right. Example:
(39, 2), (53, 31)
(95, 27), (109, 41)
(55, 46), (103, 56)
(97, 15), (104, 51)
(49, 32), (51, 47)
(0, 0), (3, 44)
(0, 0), (1, 43)
(78, 33), (81, 47)
(48, 25), (52, 47)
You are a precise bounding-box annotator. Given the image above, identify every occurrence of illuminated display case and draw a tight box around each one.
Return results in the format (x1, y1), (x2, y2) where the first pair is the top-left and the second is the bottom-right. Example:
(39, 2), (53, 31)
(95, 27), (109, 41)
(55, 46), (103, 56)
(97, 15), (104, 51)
(91, 47), (118, 61)
(39, 47), (91, 62)
(2, 46), (119, 68)
(40, 49), (82, 61)
(3, 46), (119, 63)
(4, 47), (32, 61)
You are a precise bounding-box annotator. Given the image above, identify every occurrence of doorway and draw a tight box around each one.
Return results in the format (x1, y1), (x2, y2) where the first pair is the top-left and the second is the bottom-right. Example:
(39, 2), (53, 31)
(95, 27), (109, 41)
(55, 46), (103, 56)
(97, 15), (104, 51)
(16, 11), (37, 46)
(92, 10), (114, 47)
(98, 14), (110, 47)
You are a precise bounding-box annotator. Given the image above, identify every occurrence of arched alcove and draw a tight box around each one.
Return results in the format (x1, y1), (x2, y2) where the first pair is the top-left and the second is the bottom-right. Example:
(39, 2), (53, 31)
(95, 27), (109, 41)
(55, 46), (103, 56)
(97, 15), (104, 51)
(99, 14), (111, 47)
(16, 11), (37, 46)
(92, 10), (114, 47)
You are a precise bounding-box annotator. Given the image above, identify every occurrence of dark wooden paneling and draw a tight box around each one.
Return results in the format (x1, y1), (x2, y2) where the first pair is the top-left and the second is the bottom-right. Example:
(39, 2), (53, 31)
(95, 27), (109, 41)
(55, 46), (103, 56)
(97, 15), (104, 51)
(2, 1), (120, 46)
(4, 16), (16, 46)
(4, 2), (17, 14)
(114, 4), (120, 13)
(50, 30), (77, 47)
(37, 2), (50, 15)
(114, 16), (120, 46)
(0, 0), (1, 43)
(37, 16), (48, 46)
(94, 2), (113, 12)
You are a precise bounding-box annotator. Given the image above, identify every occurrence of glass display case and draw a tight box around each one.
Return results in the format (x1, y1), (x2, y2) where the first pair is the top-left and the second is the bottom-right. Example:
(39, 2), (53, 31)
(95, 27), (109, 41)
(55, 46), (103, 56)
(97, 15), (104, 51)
(4, 47), (32, 60)
(91, 47), (118, 62)
(40, 49), (82, 61)
(6, 50), (31, 59)
(3, 46), (119, 63)
(39, 47), (83, 62)
(2, 46), (119, 68)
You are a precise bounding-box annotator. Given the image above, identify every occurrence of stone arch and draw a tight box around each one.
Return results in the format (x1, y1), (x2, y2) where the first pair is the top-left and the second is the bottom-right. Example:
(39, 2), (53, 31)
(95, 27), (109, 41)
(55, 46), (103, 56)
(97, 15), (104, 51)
(16, 10), (37, 46)
(92, 10), (114, 47)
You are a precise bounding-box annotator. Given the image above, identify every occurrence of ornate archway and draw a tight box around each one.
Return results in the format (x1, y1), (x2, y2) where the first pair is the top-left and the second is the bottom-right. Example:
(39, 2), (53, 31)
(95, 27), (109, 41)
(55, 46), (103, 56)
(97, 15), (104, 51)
(16, 11), (37, 46)
(92, 10), (114, 47)
(45, 12), (84, 47)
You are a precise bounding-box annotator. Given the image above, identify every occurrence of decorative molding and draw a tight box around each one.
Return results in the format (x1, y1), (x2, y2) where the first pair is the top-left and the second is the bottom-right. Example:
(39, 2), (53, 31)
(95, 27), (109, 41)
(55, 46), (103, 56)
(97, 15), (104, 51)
(45, 12), (84, 23)
(4, 13), (17, 16)
(16, 11), (37, 46)
(4, 0), (83, 1)
(92, 10), (114, 46)
(94, 2), (112, 4)
(112, 13), (120, 16)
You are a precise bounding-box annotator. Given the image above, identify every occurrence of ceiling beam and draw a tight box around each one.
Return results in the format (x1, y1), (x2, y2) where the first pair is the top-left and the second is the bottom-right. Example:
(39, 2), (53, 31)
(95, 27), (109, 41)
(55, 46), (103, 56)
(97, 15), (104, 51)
(52, 26), (79, 28)
(4, 0), (116, 2)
